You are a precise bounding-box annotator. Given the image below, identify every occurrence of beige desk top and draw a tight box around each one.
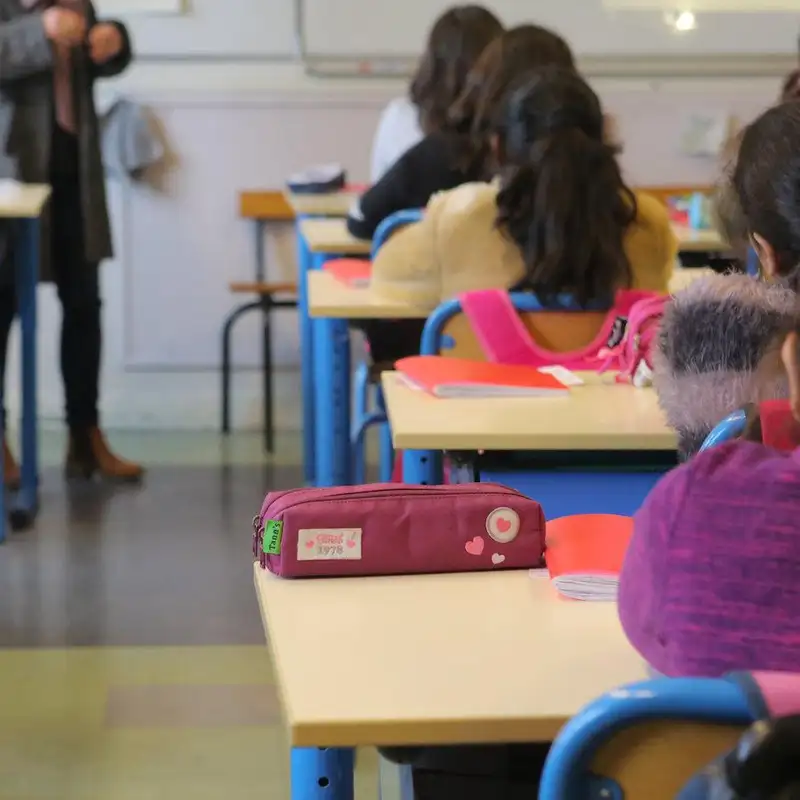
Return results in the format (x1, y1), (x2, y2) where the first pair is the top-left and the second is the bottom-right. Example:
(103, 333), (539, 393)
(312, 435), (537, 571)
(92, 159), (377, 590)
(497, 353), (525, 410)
(382, 372), (675, 451)
(285, 190), (358, 217)
(669, 267), (714, 293)
(298, 218), (372, 255)
(0, 183), (50, 218)
(255, 564), (644, 747)
(308, 271), (429, 319)
(673, 225), (728, 253)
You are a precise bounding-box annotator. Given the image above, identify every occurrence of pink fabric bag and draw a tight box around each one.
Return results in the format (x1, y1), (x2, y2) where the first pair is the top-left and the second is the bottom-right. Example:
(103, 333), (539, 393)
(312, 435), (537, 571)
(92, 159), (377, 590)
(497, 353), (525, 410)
(459, 288), (656, 371)
(253, 483), (545, 578)
(597, 294), (669, 386)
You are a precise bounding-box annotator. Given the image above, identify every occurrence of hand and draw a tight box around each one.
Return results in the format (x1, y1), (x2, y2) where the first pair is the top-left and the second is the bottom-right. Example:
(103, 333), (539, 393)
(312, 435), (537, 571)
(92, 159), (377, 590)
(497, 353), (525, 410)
(88, 23), (124, 65)
(42, 7), (86, 47)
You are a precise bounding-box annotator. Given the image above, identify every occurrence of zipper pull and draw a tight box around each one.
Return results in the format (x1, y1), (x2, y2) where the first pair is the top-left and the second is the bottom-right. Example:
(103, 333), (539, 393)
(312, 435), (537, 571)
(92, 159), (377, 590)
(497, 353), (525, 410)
(252, 515), (263, 558)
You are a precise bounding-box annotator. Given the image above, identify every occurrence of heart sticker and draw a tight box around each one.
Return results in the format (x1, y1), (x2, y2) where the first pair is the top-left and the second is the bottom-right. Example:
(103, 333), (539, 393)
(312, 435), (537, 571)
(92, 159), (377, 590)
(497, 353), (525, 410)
(464, 536), (485, 556)
(486, 507), (521, 544)
(305, 539), (315, 549)
(346, 538), (356, 549)
(491, 553), (506, 565)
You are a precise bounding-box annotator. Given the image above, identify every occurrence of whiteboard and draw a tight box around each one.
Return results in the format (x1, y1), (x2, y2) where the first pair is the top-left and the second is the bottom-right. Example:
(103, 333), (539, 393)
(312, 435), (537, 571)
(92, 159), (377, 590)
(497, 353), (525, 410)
(96, 0), (182, 13)
(302, 0), (800, 60)
(101, 0), (296, 58)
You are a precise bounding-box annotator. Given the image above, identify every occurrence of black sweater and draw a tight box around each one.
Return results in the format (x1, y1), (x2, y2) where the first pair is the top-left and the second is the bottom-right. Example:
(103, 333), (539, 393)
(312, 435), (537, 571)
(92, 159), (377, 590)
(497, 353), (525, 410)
(347, 133), (481, 240)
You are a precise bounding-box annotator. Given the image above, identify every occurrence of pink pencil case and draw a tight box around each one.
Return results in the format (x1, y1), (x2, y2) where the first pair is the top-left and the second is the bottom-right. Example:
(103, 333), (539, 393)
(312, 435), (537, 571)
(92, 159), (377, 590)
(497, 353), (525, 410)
(252, 483), (545, 578)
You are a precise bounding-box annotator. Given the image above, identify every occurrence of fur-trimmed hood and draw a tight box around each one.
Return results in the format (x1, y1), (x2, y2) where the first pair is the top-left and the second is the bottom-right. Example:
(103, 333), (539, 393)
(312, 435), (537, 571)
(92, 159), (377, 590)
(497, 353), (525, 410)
(653, 273), (799, 458)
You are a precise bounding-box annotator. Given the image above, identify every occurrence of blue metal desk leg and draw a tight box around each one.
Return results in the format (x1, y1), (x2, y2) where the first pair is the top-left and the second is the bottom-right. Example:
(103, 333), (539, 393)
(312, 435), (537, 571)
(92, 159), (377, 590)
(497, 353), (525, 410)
(291, 747), (354, 800)
(296, 221), (316, 486)
(10, 217), (38, 530)
(313, 314), (351, 487)
(0, 399), (5, 543)
(401, 449), (442, 486)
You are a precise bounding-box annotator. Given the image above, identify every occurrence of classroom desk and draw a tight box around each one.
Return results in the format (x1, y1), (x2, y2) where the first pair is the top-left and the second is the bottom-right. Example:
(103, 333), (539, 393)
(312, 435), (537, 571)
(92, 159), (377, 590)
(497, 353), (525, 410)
(382, 372), (677, 517)
(0, 184), (51, 542)
(294, 218), (372, 486)
(669, 267), (714, 293)
(308, 271), (428, 487)
(673, 225), (728, 254)
(382, 372), (675, 453)
(254, 563), (645, 800)
(284, 190), (358, 218)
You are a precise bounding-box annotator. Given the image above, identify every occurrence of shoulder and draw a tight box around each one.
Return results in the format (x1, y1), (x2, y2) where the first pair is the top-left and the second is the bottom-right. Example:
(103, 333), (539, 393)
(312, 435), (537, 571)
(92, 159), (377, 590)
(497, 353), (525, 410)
(426, 181), (497, 220)
(376, 97), (420, 142)
(630, 190), (671, 231)
(380, 96), (418, 124)
(653, 273), (799, 452)
(665, 273), (798, 348)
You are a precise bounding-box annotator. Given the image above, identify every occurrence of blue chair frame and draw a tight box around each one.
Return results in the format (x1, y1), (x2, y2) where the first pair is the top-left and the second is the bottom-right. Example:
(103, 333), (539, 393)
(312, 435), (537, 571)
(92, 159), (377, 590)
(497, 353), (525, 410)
(539, 677), (754, 799)
(699, 409), (747, 452)
(419, 292), (592, 356)
(408, 292), (668, 520)
(351, 209), (424, 484)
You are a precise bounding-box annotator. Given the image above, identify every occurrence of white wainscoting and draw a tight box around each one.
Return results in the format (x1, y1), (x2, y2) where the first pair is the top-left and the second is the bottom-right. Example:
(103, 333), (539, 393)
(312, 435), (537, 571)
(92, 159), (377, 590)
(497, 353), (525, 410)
(1, 76), (779, 431)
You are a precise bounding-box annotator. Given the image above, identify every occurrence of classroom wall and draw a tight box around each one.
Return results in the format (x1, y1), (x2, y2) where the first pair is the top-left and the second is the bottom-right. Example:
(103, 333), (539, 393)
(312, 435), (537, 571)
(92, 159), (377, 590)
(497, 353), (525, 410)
(2, 63), (780, 431)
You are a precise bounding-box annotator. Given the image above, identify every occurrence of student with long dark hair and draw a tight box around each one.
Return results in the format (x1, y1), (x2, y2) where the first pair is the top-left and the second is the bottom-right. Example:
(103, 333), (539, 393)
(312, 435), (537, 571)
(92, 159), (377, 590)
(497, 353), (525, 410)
(355, 24), (579, 368)
(370, 66), (676, 309)
(654, 101), (800, 460)
(620, 102), (800, 684)
(351, 5), (503, 239)
(370, 5), (503, 180)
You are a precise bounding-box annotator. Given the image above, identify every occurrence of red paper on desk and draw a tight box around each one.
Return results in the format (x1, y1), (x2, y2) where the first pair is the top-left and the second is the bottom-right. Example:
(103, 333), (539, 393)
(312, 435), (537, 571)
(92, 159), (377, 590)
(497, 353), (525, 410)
(395, 356), (570, 398)
(544, 514), (634, 601)
(324, 258), (372, 287)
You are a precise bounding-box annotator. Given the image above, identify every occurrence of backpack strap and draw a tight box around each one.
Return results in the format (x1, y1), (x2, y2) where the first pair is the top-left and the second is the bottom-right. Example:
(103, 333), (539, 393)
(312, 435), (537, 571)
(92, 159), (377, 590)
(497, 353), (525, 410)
(459, 290), (539, 365)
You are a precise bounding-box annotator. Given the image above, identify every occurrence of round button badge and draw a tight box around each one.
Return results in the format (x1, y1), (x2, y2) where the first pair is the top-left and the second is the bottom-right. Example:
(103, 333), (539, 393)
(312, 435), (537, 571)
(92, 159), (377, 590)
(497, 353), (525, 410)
(485, 507), (520, 544)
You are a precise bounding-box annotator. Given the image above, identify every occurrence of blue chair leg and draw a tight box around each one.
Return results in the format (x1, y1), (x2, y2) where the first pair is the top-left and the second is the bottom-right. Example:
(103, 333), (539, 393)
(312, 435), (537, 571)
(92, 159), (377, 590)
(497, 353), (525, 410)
(353, 361), (369, 428)
(350, 361), (371, 484)
(351, 411), (387, 484)
(376, 388), (394, 482)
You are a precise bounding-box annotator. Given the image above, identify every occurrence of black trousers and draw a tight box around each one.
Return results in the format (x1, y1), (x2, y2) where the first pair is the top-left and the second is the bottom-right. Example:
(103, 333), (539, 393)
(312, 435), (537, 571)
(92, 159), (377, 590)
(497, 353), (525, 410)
(0, 157), (101, 430)
(381, 743), (551, 799)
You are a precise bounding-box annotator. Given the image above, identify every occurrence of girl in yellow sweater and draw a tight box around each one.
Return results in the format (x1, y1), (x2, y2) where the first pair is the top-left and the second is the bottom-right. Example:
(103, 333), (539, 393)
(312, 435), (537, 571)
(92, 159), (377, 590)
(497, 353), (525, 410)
(371, 67), (677, 308)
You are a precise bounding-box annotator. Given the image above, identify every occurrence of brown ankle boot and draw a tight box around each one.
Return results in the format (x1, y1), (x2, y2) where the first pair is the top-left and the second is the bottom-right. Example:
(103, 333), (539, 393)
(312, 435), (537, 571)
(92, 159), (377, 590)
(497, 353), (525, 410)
(65, 427), (144, 483)
(4, 439), (20, 489)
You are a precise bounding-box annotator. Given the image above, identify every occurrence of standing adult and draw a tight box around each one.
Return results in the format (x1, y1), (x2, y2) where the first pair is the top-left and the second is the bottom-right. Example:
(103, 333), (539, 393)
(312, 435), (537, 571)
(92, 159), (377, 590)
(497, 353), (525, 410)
(0, 0), (142, 484)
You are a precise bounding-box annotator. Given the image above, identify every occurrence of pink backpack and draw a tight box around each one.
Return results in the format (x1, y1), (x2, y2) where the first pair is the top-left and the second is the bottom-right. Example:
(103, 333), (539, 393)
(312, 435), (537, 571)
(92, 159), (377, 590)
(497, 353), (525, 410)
(597, 294), (669, 386)
(253, 483), (545, 578)
(459, 289), (667, 384)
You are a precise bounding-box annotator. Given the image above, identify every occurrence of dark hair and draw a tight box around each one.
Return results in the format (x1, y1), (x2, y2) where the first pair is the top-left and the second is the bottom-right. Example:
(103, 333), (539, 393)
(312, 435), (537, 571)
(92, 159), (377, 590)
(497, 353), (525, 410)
(733, 101), (800, 284)
(409, 6), (503, 136)
(448, 25), (576, 174)
(712, 129), (749, 259)
(492, 67), (635, 306)
(781, 69), (800, 103)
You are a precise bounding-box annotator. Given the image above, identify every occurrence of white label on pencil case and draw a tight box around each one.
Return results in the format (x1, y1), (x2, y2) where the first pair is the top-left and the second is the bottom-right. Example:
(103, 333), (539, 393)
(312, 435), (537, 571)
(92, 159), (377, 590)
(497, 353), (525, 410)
(297, 529), (363, 560)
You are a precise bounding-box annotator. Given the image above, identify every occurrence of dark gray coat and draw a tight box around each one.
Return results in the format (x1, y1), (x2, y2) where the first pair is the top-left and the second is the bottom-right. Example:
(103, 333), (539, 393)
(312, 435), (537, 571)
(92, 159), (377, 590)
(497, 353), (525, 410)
(0, 1), (131, 280)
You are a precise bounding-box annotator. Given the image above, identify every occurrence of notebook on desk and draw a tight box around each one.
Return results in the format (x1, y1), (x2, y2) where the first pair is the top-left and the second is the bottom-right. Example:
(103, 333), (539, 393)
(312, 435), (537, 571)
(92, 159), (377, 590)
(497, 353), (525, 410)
(543, 514), (634, 601)
(395, 356), (573, 398)
(324, 259), (372, 287)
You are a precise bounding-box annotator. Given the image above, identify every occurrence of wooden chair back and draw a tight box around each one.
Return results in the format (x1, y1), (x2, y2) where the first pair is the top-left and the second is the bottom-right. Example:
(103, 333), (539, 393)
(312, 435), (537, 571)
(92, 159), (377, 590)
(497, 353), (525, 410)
(440, 310), (609, 360)
(590, 720), (744, 799)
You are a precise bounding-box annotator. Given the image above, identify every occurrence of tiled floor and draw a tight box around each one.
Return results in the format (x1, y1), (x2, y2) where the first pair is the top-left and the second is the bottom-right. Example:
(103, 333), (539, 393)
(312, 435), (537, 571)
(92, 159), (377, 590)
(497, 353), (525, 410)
(0, 430), (380, 799)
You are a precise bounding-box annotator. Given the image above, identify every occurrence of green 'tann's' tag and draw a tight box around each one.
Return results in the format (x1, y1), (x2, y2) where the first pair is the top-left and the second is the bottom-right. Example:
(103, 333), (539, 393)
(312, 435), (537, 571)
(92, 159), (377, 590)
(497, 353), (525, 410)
(263, 520), (283, 556)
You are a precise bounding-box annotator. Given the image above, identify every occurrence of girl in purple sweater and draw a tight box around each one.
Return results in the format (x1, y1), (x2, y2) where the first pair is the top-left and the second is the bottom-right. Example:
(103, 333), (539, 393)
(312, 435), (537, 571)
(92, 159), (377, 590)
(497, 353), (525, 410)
(620, 100), (800, 677)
